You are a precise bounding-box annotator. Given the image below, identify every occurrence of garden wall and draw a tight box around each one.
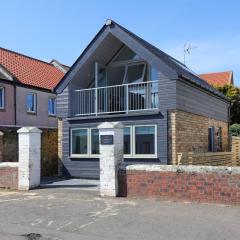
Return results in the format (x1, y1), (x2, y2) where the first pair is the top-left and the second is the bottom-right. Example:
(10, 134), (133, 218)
(0, 162), (18, 190)
(118, 164), (240, 205)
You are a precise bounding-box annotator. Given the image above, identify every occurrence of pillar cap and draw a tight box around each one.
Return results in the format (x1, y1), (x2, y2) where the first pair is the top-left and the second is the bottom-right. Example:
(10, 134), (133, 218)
(97, 122), (123, 129)
(17, 127), (42, 134)
(0, 131), (3, 136)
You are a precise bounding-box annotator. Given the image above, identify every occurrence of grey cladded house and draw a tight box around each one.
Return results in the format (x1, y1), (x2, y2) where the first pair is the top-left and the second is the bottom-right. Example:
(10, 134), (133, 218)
(55, 20), (230, 179)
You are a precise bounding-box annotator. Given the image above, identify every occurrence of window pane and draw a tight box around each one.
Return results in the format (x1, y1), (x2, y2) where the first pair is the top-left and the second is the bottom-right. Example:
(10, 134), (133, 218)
(48, 98), (56, 115)
(0, 88), (3, 108)
(91, 129), (99, 155)
(126, 64), (144, 84)
(135, 126), (155, 155)
(27, 94), (35, 112)
(150, 67), (159, 81)
(124, 127), (131, 155)
(114, 46), (138, 62)
(72, 129), (88, 155)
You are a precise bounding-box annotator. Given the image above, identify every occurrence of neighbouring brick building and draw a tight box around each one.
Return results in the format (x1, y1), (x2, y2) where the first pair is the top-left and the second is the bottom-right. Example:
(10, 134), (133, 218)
(55, 19), (230, 179)
(0, 47), (68, 175)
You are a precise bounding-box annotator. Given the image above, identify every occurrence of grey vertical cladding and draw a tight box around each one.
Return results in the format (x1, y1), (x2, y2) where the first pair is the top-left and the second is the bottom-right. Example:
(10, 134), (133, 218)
(57, 86), (69, 118)
(176, 80), (229, 122)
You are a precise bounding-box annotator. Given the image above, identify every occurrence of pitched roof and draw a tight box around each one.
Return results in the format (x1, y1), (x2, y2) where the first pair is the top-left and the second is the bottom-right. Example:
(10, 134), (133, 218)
(198, 71), (233, 87)
(0, 47), (66, 91)
(55, 20), (227, 100)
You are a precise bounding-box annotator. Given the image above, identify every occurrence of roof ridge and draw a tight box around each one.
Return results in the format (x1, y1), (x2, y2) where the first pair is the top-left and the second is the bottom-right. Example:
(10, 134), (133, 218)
(0, 47), (55, 67)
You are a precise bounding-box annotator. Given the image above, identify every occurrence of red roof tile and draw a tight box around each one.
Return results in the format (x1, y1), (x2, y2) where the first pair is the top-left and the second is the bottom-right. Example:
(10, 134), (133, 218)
(0, 47), (65, 90)
(199, 71), (233, 87)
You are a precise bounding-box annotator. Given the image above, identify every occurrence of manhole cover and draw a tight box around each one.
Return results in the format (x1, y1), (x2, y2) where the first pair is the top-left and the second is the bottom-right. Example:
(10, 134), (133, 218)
(22, 233), (42, 240)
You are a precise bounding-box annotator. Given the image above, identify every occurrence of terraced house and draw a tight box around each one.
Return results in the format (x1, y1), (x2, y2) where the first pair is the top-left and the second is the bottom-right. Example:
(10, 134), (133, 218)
(55, 20), (230, 179)
(0, 47), (68, 163)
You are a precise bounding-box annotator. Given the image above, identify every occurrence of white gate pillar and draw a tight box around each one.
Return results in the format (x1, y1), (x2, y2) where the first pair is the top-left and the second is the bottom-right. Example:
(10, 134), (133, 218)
(17, 127), (42, 190)
(98, 122), (124, 197)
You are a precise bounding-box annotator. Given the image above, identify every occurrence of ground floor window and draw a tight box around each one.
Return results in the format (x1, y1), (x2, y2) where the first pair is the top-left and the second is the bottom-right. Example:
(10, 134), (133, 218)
(71, 128), (99, 157)
(71, 125), (157, 158)
(124, 125), (157, 158)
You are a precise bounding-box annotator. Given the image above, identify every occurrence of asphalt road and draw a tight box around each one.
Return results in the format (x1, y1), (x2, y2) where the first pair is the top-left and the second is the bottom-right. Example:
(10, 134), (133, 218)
(0, 185), (240, 240)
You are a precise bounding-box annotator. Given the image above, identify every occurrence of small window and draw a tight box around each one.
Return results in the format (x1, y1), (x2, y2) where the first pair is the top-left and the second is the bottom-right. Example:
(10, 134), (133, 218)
(125, 64), (146, 84)
(208, 127), (215, 152)
(26, 93), (37, 113)
(0, 87), (5, 109)
(71, 129), (88, 156)
(48, 97), (56, 116)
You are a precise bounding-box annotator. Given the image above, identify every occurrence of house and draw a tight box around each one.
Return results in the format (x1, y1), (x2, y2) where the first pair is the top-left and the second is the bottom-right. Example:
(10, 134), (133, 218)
(0, 47), (68, 162)
(55, 20), (230, 179)
(199, 71), (234, 87)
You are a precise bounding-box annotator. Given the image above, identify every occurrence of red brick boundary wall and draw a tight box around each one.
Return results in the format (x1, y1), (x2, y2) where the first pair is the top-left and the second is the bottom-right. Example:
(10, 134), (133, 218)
(0, 162), (18, 190)
(118, 165), (240, 205)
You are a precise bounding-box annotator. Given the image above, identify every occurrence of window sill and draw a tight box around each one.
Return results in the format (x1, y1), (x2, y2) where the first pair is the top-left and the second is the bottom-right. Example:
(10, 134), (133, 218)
(0, 108), (5, 112)
(27, 111), (37, 115)
(48, 114), (56, 118)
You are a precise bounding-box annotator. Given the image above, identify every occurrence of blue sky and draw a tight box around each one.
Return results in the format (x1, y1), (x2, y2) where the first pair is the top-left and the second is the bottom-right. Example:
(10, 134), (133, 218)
(1, 0), (240, 85)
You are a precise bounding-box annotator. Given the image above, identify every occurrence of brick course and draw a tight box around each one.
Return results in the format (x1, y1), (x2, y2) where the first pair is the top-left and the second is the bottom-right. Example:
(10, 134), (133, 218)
(0, 165), (18, 190)
(118, 165), (240, 205)
(168, 110), (229, 165)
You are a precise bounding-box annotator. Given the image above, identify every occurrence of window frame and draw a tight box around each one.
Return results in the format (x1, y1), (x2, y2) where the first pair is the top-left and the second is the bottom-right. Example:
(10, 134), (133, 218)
(124, 125), (157, 159)
(0, 87), (5, 110)
(48, 97), (56, 116)
(70, 125), (157, 159)
(26, 92), (37, 114)
(70, 128), (100, 158)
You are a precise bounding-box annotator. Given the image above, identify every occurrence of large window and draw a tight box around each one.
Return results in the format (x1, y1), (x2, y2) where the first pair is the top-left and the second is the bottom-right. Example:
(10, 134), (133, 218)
(26, 93), (37, 113)
(71, 128), (99, 157)
(0, 87), (4, 109)
(48, 97), (56, 116)
(124, 125), (157, 158)
(71, 125), (157, 158)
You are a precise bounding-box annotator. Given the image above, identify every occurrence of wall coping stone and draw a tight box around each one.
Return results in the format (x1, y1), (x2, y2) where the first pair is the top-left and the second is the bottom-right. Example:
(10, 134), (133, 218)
(120, 164), (240, 175)
(0, 162), (19, 168)
(17, 127), (42, 133)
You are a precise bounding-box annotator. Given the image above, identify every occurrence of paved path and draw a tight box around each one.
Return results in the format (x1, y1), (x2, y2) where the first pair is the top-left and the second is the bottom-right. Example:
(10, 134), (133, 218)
(0, 187), (240, 240)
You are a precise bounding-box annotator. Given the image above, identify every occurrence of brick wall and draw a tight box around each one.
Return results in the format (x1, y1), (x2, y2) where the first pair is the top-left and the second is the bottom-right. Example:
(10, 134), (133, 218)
(0, 163), (18, 190)
(118, 165), (240, 205)
(168, 110), (229, 165)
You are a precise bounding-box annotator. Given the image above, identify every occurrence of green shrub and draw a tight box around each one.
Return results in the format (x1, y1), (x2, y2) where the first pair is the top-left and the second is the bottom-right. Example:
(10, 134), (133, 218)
(230, 124), (240, 136)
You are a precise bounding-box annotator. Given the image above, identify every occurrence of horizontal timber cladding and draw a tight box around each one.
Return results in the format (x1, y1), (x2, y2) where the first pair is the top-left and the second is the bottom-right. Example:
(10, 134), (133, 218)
(60, 114), (167, 179)
(176, 79), (229, 122)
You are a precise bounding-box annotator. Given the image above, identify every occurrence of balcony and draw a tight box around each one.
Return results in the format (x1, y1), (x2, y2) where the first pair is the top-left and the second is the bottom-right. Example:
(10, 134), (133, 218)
(71, 80), (159, 117)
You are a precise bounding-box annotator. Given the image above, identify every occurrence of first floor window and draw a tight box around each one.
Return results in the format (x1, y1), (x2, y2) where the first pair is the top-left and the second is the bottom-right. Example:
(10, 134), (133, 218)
(48, 97), (56, 116)
(0, 87), (4, 109)
(26, 93), (37, 113)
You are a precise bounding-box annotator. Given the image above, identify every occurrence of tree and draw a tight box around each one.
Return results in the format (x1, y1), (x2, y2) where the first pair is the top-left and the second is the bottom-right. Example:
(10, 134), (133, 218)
(215, 85), (240, 124)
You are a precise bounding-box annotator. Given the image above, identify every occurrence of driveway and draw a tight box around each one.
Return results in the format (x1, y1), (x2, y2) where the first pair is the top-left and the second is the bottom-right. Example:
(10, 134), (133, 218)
(0, 185), (240, 240)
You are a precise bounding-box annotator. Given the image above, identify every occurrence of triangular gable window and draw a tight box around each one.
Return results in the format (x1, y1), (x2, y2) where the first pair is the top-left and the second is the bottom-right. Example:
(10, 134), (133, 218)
(113, 46), (140, 63)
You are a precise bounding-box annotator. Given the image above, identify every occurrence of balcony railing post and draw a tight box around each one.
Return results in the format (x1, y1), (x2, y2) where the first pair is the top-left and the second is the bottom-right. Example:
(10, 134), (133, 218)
(95, 88), (98, 116)
(126, 84), (129, 114)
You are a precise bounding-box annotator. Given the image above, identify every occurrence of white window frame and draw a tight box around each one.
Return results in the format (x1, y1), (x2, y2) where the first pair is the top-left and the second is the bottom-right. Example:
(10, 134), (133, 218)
(124, 124), (157, 158)
(123, 126), (133, 157)
(70, 128), (100, 158)
(0, 87), (5, 109)
(48, 97), (56, 116)
(26, 93), (37, 113)
(70, 125), (157, 159)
